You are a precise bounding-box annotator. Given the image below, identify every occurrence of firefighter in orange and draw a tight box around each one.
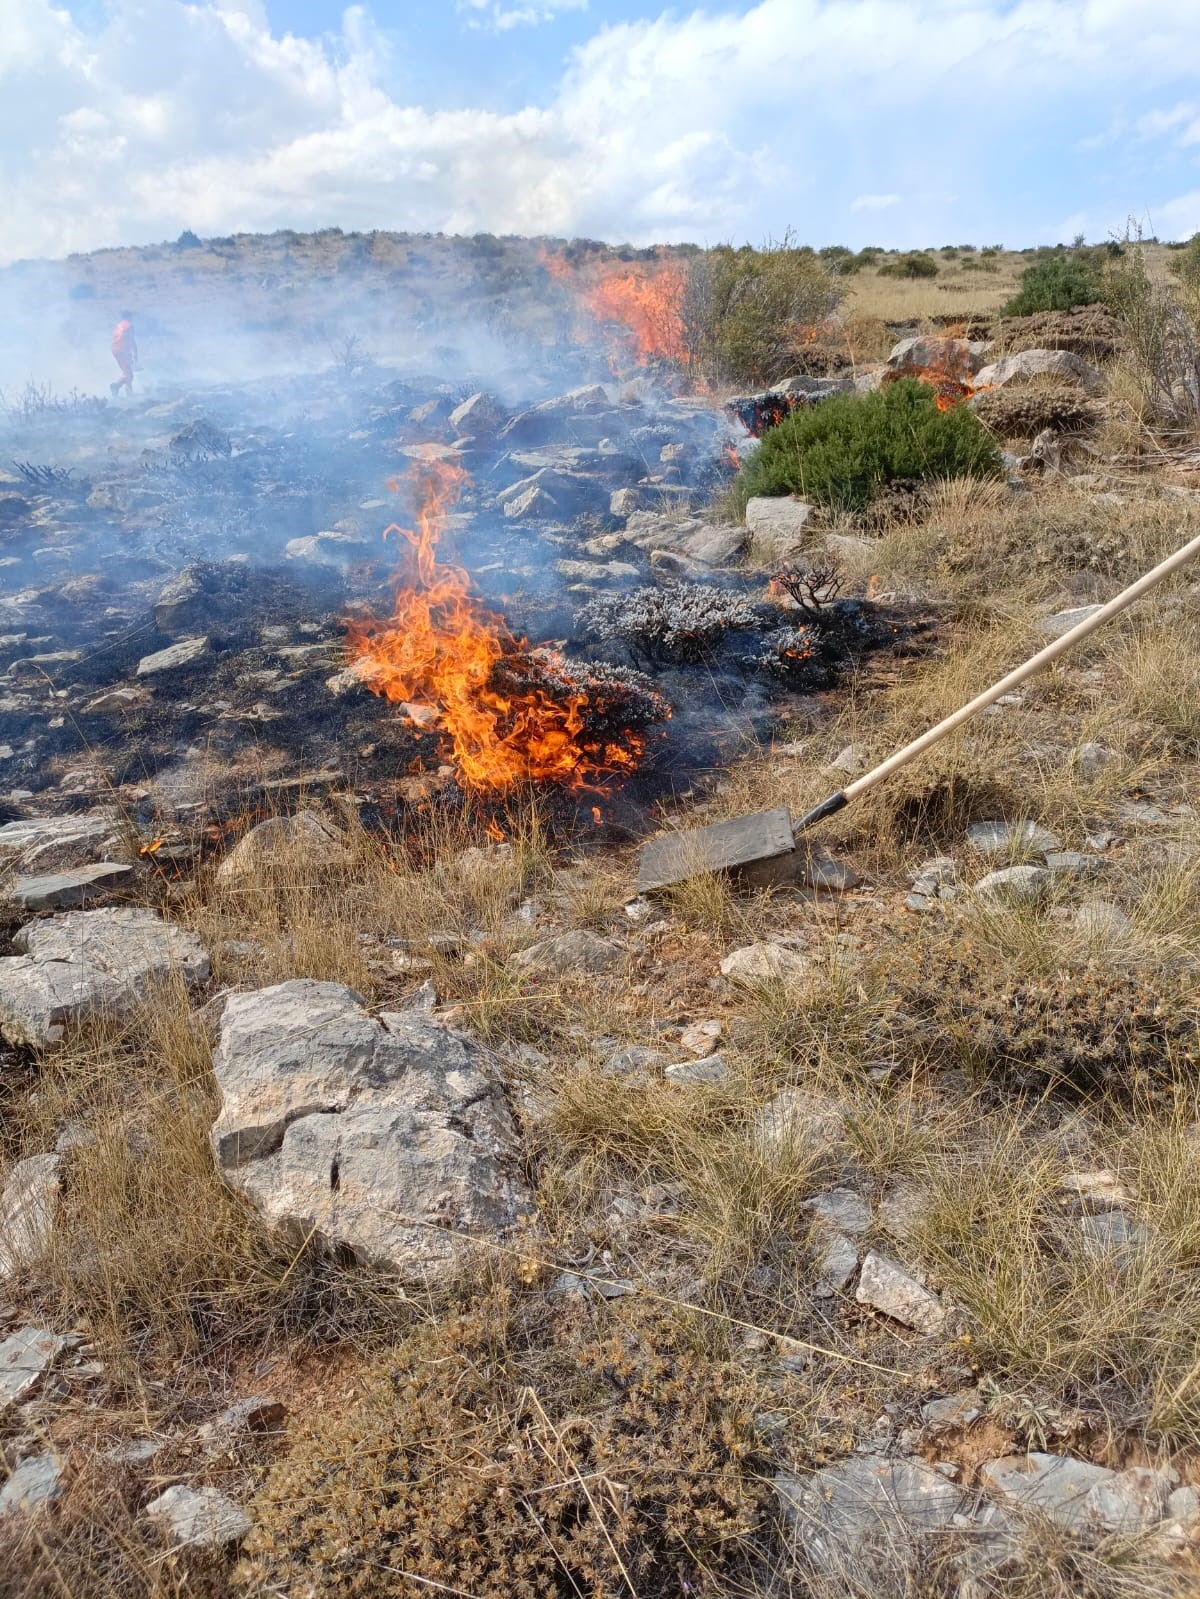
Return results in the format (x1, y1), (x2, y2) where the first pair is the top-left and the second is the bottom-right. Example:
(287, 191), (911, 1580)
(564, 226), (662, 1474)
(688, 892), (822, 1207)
(110, 311), (138, 396)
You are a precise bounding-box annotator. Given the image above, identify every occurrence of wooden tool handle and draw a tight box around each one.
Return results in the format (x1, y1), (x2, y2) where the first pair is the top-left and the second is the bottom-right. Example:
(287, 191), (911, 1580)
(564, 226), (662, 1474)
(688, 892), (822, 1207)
(794, 526), (1200, 836)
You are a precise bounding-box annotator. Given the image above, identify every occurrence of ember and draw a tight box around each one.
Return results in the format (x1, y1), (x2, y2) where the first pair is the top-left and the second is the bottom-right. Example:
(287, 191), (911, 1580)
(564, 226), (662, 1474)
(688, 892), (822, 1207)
(345, 460), (668, 793)
(883, 354), (989, 412)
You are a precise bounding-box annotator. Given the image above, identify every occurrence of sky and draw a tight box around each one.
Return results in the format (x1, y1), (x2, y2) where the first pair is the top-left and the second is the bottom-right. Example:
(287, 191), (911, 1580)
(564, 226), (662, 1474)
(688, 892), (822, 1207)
(3, 0), (1200, 265)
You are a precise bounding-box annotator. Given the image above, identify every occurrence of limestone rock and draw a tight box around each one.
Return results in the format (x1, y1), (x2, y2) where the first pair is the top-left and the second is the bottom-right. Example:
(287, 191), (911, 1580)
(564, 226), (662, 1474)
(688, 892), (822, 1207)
(1037, 603), (1104, 638)
(0, 908), (210, 1049)
(145, 1484), (251, 1549)
(979, 1452), (1116, 1531)
(744, 496), (815, 554)
(210, 980), (530, 1283)
(754, 1087), (845, 1158)
(216, 811), (352, 883)
(804, 1187), (871, 1235)
(887, 335), (988, 377)
(1075, 742), (1115, 779)
(966, 819), (1060, 856)
(776, 1454), (964, 1572)
(136, 636), (209, 676)
(1081, 1466), (1175, 1533)
(973, 864), (1051, 906)
(0, 811), (124, 873)
(664, 1053), (730, 1085)
(719, 942), (810, 985)
(679, 1019), (722, 1056)
(0, 1153), (61, 1276)
(283, 531), (371, 569)
(0, 1456), (63, 1518)
(1074, 899), (1131, 939)
(509, 930), (625, 978)
(814, 1231), (858, 1292)
(448, 391), (507, 436)
(856, 1251), (946, 1333)
(974, 349), (1104, 394)
(7, 863), (135, 911)
(0, 1327), (65, 1413)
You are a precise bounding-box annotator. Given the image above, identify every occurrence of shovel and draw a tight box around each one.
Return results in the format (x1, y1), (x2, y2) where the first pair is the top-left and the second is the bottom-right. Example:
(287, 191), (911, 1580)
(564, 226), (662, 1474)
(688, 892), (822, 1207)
(636, 527), (1200, 895)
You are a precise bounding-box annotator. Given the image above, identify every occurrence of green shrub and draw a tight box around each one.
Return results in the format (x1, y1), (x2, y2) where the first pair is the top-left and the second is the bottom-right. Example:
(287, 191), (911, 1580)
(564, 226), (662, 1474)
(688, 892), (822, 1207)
(1168, 232), (1200, 291)
(681, 239), (843, 386)
(734, 378), (1003, 513)
(1001, 255), (1104, 317)
(879, 251), (940, 279)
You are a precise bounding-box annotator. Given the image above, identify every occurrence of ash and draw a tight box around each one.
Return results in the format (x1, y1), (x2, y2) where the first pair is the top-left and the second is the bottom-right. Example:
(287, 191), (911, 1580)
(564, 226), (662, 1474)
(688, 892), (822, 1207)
(574, 584), (763, 664)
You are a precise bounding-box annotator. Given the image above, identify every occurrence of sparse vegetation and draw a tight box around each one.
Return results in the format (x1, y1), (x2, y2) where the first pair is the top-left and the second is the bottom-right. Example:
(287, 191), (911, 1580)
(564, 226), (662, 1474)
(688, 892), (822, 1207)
(878, 250), (940, 279)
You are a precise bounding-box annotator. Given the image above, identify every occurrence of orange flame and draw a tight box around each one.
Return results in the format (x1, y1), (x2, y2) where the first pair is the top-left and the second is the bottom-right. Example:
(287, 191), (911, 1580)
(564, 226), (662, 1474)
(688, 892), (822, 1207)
(886, 355), (990, 412)
(541, 248), (686, 372)
(345, 461), (650, 794)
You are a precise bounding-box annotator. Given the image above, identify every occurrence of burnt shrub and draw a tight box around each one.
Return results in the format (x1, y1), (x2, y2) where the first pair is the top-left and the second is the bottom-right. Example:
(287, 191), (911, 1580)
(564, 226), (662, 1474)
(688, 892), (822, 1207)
(242, 1295), (763, 1599)
(1001, 255), (1104, 317)
(734, 378), (1003, 513)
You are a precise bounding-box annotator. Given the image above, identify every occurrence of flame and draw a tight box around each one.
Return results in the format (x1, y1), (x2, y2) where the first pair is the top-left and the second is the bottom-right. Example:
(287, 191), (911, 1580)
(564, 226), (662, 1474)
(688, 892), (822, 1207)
(540, 248), (686, 372)
(345, 461), (651, 794)
(886, 355), (991, 412)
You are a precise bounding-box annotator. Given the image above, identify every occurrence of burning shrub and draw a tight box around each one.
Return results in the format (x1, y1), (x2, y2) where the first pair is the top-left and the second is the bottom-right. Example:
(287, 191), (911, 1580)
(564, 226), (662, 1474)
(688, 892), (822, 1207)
(1001, 255), (1104, 317)
(242, 1295), (763, 1599)
(679, 238), (844, 387)
(575, 583), (762, 665)
(972, 383), (1101, 439)
(878, 251), (940, 279)
(733, 378), (1003, 513)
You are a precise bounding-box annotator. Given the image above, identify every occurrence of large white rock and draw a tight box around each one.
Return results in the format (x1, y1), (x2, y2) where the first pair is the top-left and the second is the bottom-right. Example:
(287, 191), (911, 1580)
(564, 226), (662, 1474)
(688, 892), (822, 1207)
(744, 497), (815, 555)
(210, 980), (530, 1283)
(136, 636), (209, 676)
(776, 1454), (964, 1572)
(0, 908), (210, 1049)
(980, 1453), (1117, 1532)
(887, 335), (989, 376)
(973, 349), (1104, 394)
(0, 811), (124, 873)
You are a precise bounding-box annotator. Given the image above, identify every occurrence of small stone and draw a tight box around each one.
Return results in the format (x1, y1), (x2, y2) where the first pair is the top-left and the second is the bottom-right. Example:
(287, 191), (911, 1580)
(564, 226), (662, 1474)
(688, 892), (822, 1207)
(0, 1327), (66, 1413)
(664, 1053), (730, 1085)
(823, 744), (863, 776)
(922, 1390), (983, 1430)
(909, 856), (958, 890)
(1167, 1486), (1200, 1523)
(754, 1088), (845, 1158)
(1074, 899), (1131, 939)
(775, 1454), (964, 1572)
(136, 636), (209, 676)
(804, 1188), (871, 1235)
(1044, 851), (1102, 879)
(605, 1044), (667, 1075)
(145, 1484), (251, 1548)
(509, 930), (625, 977)
(967, 819), (1060, 856)
(973, 864), (1051, 906)
(679, 1019), (722, 1056)
(719, 942), (810, 985)
(1037, 605), (1104, 638)
(0, 1153), (61, 1276)
(1080, 1209), (1150, 1256)
(800, 850), (859, 891)
(1075, 742), (1116, 780)
(1085, 830), (1117, 851)
(198, 1396), (286, 1456)
(814, 1231), (858, 1292)
(0, 1456), (63, 1517)
(1058, 1170), (1133, 1212)
(217, 811), (352, 882)
(856, 1251), (946, 1333)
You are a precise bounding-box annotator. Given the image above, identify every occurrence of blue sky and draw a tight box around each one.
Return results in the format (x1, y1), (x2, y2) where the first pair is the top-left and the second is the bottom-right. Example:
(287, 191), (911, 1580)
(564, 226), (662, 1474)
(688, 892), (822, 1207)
(3, 1), (1200, 263)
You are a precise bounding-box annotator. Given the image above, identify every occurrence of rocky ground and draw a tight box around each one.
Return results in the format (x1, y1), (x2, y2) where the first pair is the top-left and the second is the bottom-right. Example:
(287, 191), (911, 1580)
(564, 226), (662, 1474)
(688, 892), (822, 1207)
(1, 315), (1200, 1597)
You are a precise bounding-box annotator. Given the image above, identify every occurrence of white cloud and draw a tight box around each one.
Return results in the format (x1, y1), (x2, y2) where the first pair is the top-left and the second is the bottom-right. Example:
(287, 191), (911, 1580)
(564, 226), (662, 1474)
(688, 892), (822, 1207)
(457, 0), (588, 29)
(3, 1), (1200, 263)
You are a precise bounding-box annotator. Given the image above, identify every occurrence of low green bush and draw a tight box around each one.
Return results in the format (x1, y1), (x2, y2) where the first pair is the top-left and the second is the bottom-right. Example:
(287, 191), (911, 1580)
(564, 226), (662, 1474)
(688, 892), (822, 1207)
(1001, 255), (1104, 316)
(879, 251), (940, 279)
(734, 378), (1003, 513)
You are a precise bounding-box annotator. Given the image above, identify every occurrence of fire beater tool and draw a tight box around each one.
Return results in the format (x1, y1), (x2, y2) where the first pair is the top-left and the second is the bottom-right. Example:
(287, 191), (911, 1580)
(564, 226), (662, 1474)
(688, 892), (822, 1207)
(636, 527), (1200, 895)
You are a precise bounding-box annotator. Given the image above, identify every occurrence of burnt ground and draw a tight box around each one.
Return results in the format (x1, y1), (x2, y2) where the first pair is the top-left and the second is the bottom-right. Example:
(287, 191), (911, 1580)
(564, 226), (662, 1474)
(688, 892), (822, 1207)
(0, 365), (928, 868)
